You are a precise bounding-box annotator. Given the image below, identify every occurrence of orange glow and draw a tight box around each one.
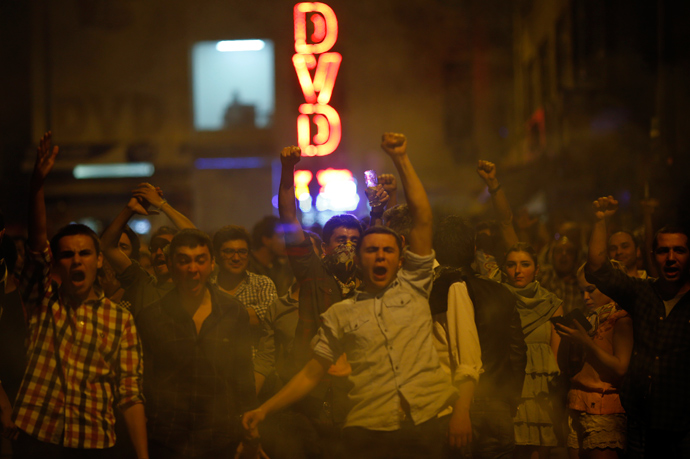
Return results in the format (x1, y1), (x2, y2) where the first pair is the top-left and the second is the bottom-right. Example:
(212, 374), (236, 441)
(311, 13), (326, 42)
(313, 115), (329, 143)
(292, 52), (341, 104)
(316, 168), (353, 187)
(292, 54), (318, 103)
(297, 103), (341, 157)
(294, 3), (338, 54)
(294, 169), (313, 199)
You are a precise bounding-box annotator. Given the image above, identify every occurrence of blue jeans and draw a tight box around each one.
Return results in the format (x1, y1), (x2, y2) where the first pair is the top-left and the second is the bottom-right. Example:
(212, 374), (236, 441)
(469, 398), (515, 459)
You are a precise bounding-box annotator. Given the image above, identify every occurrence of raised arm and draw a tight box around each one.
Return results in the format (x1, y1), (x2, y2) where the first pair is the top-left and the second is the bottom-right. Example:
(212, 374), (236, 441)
(381, 133), (432, 256)
(101, 198), (150, 275)
(28, 132), (59, 252)
(132, 183), (196, 230)
(477, 160), (519, 249)
(379, 174), (398, 209)
(365, 184), (389, 228)
(278, 146), (305, 245)
(587, 196), (618, 273)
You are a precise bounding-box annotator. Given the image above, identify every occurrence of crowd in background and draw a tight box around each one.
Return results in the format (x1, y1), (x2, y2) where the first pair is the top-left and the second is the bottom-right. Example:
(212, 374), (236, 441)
(0, 131), (688, 459)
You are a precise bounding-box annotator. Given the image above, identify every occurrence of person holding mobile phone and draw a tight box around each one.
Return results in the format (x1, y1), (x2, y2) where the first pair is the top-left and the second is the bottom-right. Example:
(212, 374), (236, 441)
(554, 263), (632, 459)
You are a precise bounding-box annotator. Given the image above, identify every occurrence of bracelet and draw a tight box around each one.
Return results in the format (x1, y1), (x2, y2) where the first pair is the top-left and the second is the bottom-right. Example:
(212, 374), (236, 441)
(154, 200), (168, 210)
(488, 183), (502, 195)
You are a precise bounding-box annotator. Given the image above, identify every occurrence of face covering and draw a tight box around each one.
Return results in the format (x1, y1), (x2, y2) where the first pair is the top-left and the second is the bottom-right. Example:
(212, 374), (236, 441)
(323, 241), (358, 293)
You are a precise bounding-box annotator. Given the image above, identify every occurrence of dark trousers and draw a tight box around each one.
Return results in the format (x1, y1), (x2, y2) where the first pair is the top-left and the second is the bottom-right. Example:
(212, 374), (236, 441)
(342, 416), (448, 459)
(259, 410), (340, 459)
(148, 440), (239, 459)
(627, 417), (690, 459)
(13, 430), (116, 459)
(469, 398), (515, 459)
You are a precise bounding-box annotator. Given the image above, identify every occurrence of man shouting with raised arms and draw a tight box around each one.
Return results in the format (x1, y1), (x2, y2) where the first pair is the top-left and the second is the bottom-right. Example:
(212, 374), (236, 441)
(243, 133), (463, 459)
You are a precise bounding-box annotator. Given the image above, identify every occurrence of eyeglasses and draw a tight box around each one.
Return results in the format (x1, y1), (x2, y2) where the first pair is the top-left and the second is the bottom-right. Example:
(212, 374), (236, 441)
(221, 248), (249, 258)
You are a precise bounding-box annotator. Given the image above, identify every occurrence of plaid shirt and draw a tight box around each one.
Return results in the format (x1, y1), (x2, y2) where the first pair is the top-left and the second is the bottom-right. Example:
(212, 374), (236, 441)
(586, 261), (690, 430)
(540, 265), (583, 314)
(15, 245), (144, 448)
(220, 271), (277, 323)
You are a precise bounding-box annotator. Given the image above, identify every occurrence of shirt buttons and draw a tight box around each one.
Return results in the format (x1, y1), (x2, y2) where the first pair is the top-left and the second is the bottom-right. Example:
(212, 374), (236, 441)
(659, 316), (664, 321)
(655, 356), (659, 360)
(79, 321), (85, 326)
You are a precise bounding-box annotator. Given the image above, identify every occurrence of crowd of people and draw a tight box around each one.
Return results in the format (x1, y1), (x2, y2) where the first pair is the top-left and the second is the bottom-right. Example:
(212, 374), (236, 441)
(0, 131), (688, 459)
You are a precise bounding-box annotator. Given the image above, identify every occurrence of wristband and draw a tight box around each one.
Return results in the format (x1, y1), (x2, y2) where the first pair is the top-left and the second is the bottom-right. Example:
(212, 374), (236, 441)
(154, 200), (168, 210)
(488, 183), (502, 195)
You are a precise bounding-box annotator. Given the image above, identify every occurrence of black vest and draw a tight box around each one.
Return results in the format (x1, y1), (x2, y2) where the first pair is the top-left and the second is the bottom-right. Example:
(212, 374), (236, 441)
(430, 267), (527, 401)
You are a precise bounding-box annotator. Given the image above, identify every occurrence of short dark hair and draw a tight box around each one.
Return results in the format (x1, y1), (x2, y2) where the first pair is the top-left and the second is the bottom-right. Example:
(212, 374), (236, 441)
(503, 242), (539, 268)
(121, 226), (141, 260)
(149, 226), (177, 248)
(213, 225), (251, 258)
(251, 216), (280, 250)
(322, 214), (362, 245)
(608, 230), (638, 250)
(50, 224), (101, 257)
(383, 204), (412, 239)
(303, 230), (324, 257)
(169, 229), (213, 259)
(652, 225), (690, 252)
(434, 215), (475, 268)
(356, 226), (403, 255)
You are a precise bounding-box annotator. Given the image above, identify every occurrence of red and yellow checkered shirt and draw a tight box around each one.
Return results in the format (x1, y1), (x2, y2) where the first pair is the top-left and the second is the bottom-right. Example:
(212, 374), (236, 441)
(14, 244), (144, 449)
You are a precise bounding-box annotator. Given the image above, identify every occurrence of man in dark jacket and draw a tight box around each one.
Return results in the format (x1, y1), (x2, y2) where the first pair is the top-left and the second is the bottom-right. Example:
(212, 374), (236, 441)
(430, 215), (527, 459)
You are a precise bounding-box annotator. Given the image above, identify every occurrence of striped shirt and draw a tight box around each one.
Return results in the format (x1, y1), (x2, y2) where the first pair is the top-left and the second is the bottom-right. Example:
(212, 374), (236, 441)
(14, 245), (144, 449)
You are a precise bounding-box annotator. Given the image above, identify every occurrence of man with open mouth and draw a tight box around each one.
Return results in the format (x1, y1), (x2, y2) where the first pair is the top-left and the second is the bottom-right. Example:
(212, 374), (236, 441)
(11, 132), (148, 459)
(133, 229), (260, 459)
(243, 133), (464, 459)
(586, 195), (690, 458)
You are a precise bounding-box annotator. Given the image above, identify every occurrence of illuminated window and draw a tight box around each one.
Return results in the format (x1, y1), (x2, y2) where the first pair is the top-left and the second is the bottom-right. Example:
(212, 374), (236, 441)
(192, 40), (275, 131)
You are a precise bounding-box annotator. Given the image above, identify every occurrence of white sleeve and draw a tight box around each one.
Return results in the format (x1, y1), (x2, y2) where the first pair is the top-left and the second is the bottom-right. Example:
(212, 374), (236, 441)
(447, 282), (483, 385)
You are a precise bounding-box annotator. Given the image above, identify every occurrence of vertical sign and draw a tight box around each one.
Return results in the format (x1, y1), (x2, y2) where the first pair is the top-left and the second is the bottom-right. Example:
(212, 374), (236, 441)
(293, 3), (342, 156)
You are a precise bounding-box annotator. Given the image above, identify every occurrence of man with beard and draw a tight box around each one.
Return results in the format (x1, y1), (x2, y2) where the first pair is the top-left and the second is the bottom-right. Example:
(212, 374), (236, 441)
(276, 144), (362, 455)
(245, 133), (462, 459)
(101, 183), (196, 314)
(586, 196), (690, 458)
(608, 230), (647, 279)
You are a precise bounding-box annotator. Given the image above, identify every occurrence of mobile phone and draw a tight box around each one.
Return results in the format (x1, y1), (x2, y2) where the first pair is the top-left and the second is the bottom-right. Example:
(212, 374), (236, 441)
(550, 309), (593, 332)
